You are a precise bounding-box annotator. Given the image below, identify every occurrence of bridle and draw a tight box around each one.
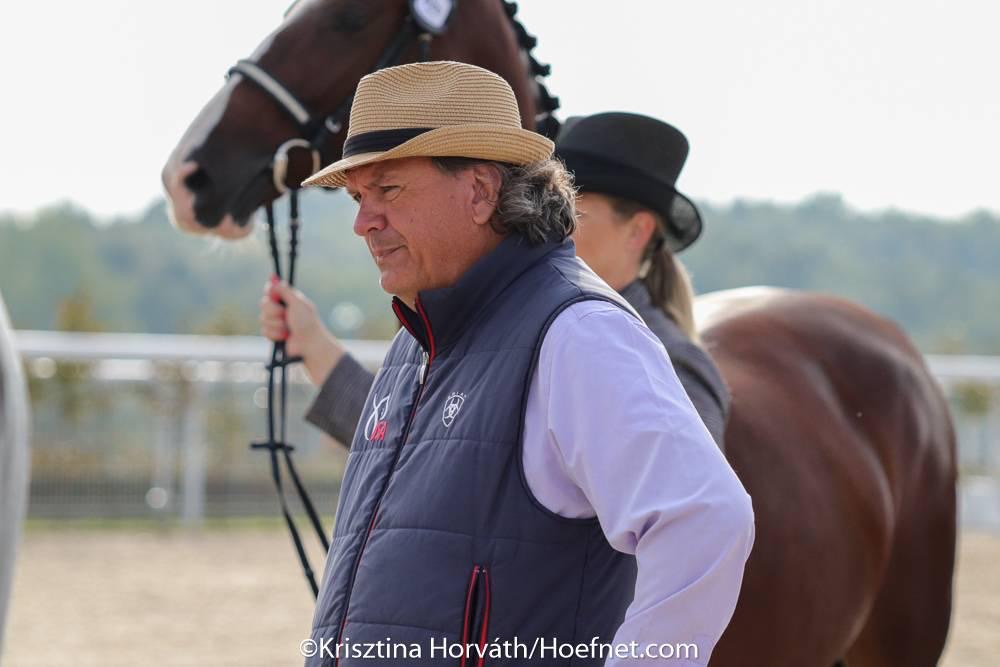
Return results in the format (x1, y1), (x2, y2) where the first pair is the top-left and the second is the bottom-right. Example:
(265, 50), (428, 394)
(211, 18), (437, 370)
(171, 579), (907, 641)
(226, 0), (559, 599)
(227, 17), (433, 189)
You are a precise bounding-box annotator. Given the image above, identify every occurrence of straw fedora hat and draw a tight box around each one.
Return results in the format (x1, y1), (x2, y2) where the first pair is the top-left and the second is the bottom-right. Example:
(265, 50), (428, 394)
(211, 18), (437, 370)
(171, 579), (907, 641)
(302, 61), (554, 189)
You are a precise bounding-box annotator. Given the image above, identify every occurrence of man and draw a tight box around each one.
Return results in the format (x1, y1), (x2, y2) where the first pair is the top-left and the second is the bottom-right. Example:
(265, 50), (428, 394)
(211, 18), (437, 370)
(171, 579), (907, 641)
(287, 62), (753, 666)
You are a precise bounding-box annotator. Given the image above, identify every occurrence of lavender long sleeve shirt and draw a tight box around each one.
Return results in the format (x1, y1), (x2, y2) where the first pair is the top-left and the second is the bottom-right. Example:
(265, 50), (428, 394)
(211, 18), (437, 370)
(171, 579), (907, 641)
(305, 298), (753, 665)
(524, 299), (754, 665)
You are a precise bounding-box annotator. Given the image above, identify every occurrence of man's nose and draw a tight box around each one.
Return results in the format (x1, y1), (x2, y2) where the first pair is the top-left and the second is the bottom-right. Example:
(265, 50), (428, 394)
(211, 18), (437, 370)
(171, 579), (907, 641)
(353, 202), (387, 237)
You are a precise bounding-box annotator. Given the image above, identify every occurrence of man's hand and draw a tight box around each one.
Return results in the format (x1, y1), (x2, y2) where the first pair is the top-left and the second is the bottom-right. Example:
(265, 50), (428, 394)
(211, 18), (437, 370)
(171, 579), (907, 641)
(259, 277), (345, 385)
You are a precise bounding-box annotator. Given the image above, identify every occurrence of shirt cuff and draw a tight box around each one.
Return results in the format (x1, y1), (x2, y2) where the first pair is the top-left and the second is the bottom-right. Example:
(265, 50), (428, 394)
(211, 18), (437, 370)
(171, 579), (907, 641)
(303, 353), (374, 446)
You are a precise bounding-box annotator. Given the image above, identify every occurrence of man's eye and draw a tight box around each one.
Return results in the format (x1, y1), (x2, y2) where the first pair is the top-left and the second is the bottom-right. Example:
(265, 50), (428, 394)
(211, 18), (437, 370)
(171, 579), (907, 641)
(350, 192), (361, 204)
(380, 185), (400, 196)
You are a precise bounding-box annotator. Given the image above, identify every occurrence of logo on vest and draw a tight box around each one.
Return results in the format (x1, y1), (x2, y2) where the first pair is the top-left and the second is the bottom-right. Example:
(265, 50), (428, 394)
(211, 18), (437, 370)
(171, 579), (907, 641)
(364, 392), (391, 442)
(442, 392), (466, 428)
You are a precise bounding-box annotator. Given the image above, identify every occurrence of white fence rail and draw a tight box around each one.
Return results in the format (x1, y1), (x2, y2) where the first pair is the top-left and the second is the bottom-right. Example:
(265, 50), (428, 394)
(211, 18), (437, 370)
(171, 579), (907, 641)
(11, 330), (1000, 529)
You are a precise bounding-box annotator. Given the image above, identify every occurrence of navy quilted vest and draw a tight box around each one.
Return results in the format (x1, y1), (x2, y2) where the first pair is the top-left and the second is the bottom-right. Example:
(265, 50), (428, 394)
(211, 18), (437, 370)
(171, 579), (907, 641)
(307, 236), (640, 666)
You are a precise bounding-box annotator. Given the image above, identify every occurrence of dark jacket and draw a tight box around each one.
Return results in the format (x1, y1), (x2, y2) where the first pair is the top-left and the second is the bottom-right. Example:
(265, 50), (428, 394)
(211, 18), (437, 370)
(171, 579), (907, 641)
(306, 237), (639, 665)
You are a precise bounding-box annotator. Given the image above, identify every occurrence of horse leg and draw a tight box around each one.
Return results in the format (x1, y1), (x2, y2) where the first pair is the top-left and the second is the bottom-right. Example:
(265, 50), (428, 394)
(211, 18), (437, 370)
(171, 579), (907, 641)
(843, 405), (957, 667)
(843, 492), (956, 665)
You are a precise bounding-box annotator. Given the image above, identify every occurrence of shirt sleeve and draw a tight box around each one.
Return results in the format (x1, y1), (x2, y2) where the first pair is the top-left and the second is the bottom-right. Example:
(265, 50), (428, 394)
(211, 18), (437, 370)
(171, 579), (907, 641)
(523, 300), (755, 666)
(304, 353), (374, 446)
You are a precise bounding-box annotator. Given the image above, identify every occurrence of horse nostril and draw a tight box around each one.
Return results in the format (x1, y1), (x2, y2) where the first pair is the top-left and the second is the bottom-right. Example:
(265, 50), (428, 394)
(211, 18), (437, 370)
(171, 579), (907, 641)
(184, 167), (212, 193)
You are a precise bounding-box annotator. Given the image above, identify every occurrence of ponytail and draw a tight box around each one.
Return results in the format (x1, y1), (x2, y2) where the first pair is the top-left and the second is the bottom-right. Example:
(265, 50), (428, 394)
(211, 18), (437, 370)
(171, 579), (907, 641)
(641, 241), (700, 343)
(610, 196), (701, 344)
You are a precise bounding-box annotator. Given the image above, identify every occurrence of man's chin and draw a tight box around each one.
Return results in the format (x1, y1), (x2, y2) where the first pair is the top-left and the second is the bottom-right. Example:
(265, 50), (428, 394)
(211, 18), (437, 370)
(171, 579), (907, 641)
(378, 274), (414, 305)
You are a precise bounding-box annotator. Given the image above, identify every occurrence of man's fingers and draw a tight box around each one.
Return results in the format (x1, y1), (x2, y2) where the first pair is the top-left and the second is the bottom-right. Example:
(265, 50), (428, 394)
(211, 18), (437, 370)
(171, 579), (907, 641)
(261, 323), (289, 341)
(260, 299), (286, 319)
(261, 314), (286, 329)
(267, 279), (301, 305)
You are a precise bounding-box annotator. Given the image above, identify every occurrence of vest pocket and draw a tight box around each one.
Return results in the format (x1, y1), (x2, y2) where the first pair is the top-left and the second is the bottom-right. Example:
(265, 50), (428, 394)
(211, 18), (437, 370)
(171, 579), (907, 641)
(460, 564), (491, 667)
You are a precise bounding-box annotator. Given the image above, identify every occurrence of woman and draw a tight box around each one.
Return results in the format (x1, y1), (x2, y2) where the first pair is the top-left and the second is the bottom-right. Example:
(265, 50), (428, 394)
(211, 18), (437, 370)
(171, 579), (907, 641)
(261, 112), (729, 446)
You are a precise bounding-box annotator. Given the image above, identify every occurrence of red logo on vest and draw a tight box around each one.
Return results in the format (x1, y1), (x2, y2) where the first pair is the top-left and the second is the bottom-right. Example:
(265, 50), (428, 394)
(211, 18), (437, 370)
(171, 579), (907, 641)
(365, 393), (391, 442)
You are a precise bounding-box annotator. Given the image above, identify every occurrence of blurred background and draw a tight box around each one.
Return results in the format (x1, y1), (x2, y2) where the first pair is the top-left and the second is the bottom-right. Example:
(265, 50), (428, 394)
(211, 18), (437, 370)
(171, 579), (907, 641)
(1, 0), (998, 665)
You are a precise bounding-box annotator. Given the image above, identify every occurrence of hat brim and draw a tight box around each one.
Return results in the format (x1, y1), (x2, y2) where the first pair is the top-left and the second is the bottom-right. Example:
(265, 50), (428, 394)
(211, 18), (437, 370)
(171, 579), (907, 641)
(558, 148), (703, 253)
(302, 124), (555, 188)
(662, 190), (702, 253)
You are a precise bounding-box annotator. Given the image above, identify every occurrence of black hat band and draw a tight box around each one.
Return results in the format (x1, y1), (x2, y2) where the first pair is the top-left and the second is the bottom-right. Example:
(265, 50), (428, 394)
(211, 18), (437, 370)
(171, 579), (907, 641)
(343, 127), (434, 158)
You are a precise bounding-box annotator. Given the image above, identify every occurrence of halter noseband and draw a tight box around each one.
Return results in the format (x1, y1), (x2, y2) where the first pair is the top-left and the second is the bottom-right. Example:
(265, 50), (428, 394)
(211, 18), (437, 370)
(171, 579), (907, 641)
(227, 10), (433, 192)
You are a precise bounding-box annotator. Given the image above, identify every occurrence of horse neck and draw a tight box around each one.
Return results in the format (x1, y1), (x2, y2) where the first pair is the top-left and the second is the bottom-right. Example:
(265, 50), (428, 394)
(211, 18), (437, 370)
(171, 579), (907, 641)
(434, 0), (538, 129)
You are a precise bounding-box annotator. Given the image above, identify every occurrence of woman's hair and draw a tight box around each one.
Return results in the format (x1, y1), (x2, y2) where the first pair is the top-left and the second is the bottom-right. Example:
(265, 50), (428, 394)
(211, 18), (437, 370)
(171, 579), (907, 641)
(608, 196), (701, 343)
(432, 157), (577, 245)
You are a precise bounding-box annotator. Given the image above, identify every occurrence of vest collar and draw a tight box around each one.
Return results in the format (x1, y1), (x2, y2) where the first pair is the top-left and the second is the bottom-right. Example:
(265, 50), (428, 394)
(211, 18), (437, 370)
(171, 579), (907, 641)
(392, 235), (573, 358)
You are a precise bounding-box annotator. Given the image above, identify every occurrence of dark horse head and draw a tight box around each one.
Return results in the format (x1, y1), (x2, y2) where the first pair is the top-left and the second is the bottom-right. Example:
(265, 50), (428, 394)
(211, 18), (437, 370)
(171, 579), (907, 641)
(162, 0), (559, 239)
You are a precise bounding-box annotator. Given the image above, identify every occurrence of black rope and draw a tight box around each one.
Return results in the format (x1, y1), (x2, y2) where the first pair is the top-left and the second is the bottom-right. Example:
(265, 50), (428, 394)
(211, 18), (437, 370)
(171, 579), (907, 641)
(237, 0), (560, 600)
(251, 197), (328, 599)
(239, 8), (432, 604)
(288, 191), (300, 286)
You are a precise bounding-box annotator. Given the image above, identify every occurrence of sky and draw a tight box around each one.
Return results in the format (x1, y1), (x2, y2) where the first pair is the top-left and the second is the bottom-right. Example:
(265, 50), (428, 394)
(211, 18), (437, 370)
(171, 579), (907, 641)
(1, 0), (997, 220)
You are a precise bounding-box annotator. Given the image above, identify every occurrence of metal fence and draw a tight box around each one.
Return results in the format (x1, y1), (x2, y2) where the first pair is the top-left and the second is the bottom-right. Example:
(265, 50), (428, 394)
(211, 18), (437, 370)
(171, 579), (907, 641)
(12, 331), (1000, 529)
(15, 332), (386, 525)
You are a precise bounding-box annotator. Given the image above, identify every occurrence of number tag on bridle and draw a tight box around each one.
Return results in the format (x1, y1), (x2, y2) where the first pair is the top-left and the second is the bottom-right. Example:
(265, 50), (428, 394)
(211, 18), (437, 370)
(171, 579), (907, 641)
(410, 0), (455, 35)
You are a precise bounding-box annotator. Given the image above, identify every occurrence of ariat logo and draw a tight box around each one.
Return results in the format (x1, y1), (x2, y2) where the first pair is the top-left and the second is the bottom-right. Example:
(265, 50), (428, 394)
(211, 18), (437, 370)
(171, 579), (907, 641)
(442, 392), (466, 428)
(365, 393), (391, 442)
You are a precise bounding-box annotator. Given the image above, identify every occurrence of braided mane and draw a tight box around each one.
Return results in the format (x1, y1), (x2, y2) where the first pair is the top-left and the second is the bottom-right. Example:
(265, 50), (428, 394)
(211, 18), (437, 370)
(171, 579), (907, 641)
(500, 1), (561, 138)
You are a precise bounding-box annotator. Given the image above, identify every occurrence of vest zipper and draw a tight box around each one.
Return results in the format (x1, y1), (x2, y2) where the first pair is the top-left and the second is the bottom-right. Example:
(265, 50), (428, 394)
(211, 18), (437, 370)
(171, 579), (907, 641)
(334, 297), (436, 665)
(418, 350), (429, 385)
(460, 564), (492, 667)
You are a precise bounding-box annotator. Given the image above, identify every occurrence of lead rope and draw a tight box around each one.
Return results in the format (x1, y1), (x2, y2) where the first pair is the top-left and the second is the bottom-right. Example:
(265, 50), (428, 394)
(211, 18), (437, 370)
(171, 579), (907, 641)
(237, 9), (460, 599)
(252, 189), (330, 599)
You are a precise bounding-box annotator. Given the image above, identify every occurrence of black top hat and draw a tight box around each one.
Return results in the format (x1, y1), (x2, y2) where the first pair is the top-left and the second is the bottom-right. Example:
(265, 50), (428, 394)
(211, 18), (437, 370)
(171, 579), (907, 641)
(555, 112), (703, 252)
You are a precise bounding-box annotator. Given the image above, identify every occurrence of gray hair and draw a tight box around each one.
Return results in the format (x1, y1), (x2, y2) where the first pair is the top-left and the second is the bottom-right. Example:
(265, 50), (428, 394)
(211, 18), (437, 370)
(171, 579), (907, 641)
(432, 157), (577, 244)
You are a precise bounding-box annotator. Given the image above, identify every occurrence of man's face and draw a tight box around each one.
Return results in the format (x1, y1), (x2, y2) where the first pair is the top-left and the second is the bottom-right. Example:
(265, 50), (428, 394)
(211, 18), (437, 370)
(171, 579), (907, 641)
(346, 157), (501, 306)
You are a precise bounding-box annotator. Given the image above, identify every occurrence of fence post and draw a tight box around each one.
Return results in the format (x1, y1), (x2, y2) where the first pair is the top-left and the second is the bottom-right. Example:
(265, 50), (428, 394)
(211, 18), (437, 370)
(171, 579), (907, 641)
(148, 379), (177, 517)
(180, 379), (207, 525)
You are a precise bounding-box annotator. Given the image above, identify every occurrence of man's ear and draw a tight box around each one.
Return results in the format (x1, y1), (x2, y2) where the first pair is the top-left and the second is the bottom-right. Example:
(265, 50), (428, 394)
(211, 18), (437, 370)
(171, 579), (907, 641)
(629, 210), (658, 251)
(468, 163), (503, 226)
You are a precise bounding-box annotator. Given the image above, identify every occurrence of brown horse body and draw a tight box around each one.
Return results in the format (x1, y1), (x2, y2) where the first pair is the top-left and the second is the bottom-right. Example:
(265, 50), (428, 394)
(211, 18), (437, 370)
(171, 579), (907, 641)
(163, 2), (958, 663)
(698, 288), (956, 666)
